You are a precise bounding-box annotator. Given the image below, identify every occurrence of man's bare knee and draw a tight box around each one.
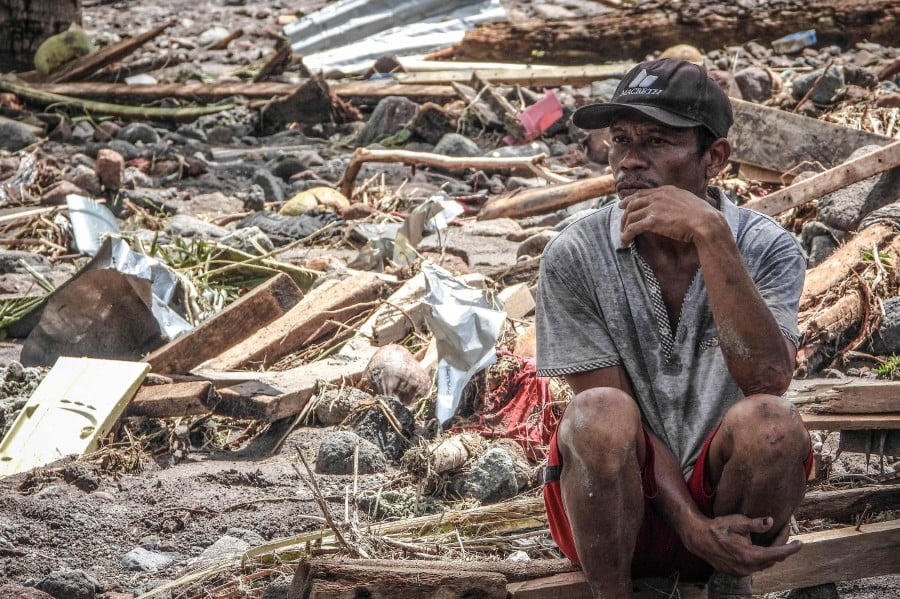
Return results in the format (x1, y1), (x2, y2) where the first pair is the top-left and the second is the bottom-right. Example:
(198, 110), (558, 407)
(721, 394), (810, 466)
(558, 388), (644, 475)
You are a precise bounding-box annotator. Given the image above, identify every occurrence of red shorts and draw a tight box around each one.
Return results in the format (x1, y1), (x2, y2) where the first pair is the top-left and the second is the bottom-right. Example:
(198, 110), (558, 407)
(543, 425), (814, 582)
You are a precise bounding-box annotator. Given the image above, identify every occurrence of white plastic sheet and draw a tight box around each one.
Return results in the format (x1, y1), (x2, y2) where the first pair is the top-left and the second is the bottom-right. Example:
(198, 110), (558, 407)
(422, 262), (506, 427)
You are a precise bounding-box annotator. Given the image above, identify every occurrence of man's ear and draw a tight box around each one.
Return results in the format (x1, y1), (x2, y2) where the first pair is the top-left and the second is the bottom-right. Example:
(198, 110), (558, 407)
(704, 138), (732, 179)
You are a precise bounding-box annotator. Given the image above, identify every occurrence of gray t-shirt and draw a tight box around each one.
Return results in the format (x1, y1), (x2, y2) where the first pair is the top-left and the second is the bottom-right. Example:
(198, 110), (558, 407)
(535, 188), (806, 475)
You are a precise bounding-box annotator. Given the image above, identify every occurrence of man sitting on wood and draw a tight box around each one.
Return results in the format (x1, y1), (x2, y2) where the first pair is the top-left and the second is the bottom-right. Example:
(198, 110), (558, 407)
(535, 58), (813, 598)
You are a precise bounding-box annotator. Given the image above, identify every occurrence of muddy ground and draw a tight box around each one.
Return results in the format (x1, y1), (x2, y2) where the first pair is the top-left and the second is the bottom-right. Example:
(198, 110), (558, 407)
(0, 0), (897, 598)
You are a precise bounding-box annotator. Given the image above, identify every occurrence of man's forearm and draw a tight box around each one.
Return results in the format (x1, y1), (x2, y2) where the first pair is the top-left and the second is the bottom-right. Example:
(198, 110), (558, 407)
(646, 430), (707, 543)
(693, 217), (793, 395)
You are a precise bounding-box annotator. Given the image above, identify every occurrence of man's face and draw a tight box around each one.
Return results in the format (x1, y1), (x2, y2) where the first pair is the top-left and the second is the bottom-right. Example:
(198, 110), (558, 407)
(607, 113), (709, 200)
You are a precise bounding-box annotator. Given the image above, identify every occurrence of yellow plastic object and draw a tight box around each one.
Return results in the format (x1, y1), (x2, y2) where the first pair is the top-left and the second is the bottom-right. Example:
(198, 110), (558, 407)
(0, 357), (149, 477)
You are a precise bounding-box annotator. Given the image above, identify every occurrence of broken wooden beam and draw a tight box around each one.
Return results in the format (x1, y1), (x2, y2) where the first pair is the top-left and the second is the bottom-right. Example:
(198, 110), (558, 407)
(743, 140), (900, 216)
(730, 98), (895, 173)
(454, 0), (900, 65)
(290, 558), (509, 599)
(126, 380), (215, 418)
(755, 520), (900, 592)
(145, 273), (304, 375)
(395, 64), (630, 87)
(795, 484), (900, 522)
(204, 270), (434, 421)
(786, 378), (900, 414)
(30, 80), (457, 105)
(800, 414), (900, 431)
(476, 174), (616, 220)
(507, 520), (900, 597)
(202, 270), (389, 372)
(47, 20), (174, 83)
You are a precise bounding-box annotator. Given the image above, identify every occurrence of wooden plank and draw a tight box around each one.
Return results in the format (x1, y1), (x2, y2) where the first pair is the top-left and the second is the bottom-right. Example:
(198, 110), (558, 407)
(32, 81), (456, 105)
(203, 272), (431, 421)
(395, 64), (630, 87)
(730, 98), (894, 172)
(786, 378), (900, 414)
(126, 380), (214, 418)
(47, 20), (174, 83)
(755, 520), (900, 592)
(742, 140), (900, 216)
(145, 273), (304, 375)
(800, 414), (900, 430)
(508, 521), (900, 597)
(202, 271), (388, 372)
(0, 357), (148, 477)
(795, 484), (900, 522)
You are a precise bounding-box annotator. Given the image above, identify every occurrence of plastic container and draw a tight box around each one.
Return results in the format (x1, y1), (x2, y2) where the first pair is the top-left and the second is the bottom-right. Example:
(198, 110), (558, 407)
(771, 29), (817, 54)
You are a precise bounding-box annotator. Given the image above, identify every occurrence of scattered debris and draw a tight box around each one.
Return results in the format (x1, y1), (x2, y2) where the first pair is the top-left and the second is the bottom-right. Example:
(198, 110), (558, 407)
(0, 0), (897, 597)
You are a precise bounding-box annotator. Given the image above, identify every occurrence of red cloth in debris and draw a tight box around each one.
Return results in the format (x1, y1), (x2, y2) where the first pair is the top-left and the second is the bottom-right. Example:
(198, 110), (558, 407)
(453, 354), (559, 461)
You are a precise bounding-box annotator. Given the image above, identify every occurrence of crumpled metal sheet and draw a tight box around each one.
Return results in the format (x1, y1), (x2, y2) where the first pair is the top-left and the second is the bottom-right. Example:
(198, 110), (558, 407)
(422, 262), (506, 427)
(19, 237), (192, 366)
(284, 0), (505, 74)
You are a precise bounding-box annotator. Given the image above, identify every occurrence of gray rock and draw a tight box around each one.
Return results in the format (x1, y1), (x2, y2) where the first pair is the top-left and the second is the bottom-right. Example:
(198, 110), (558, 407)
(219, 226), (275, 254)
(224, 527), (266, 546)
(124, 166), (155, 188)
(589, 79), (621, 103)
(817, 145), (900, 231)
(356, 96), (418, 146)
(791, 66), (845, 105)
(456, 447), (519, 503)
(315, 431), (386, 475)
(239, 184), (266, 212)
(352, 396), (415, 462)
(0, 250), (51, 274)
(36, 569), (101, 599)
(0, 121), (36, 152)
(433, 133), (481, 157)
(121, 547), (179, 572)
(252, 169), (285, 203)
(517, 230), (559, 259)
(870, 296), (900, 355)
(506, 177), (547, 192)
(807, 235), (839, 267)
(164, 214), (231, 239)
(463, 218), (522, 238)
(842, 63), (878, 89)
(198, 535), (250, 561)
(0, 583), (53, 598)
(65, 164), (102, 196)
(117, 123), (160, 145)
(486, 141), (551, 158)
(316, 387), (373, 426)
(267, 155), (307, 181)
(784, 583), (840, 599)
(734, 66), (774, 103)
(105, 139), (141, 161)
(261, 579), (291, 599)
(175, 124), (207, 142)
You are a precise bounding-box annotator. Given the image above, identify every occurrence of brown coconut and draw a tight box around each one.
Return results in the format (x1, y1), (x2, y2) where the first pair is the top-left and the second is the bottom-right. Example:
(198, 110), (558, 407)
(363, 344), (432, 406)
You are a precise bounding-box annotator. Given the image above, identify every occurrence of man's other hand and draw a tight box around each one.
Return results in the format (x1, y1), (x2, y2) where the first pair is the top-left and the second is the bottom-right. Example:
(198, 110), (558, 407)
(683, 513), (802, 577)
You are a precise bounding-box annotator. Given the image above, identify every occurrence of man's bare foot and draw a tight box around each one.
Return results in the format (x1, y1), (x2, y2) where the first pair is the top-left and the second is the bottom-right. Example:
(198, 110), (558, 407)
(707, 571), (752, 599)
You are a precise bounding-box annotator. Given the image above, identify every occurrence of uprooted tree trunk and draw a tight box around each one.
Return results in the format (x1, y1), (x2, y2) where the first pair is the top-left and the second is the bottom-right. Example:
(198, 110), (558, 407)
(455, 0), (900, 65)
(797, 219), (900, 375)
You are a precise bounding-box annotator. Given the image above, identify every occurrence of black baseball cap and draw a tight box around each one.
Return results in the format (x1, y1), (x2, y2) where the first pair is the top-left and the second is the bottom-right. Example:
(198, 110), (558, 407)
(572, 59), (733, 139)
